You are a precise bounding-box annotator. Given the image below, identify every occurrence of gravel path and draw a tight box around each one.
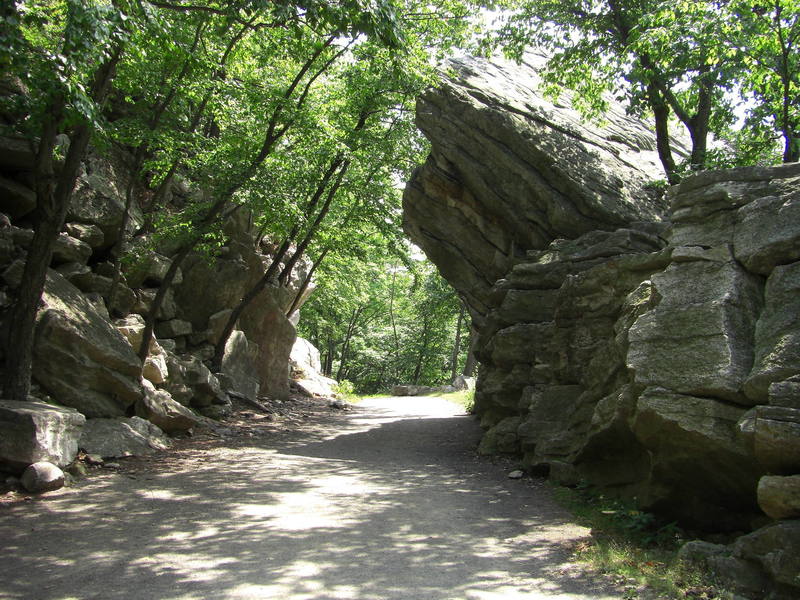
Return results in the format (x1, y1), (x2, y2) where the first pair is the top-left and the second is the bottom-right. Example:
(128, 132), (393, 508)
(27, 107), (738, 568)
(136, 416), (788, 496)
(0, 396), (622, 600)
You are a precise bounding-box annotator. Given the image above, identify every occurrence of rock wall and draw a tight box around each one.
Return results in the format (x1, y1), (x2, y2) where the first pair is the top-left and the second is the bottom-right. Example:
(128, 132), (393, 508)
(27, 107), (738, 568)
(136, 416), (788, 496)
(0, 125), (312, 476)
(403, 55), (800, 596)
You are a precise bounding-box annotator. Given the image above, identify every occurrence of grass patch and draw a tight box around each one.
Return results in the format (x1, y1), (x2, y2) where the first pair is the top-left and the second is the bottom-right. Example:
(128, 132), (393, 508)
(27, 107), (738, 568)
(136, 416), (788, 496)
(434, 389), (475, 413)
(551, 485), (728, 599)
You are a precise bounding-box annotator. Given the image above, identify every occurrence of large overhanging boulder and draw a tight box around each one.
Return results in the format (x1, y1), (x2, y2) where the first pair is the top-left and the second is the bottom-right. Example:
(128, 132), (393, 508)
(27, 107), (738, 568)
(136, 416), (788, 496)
(403, 53), (678, 323)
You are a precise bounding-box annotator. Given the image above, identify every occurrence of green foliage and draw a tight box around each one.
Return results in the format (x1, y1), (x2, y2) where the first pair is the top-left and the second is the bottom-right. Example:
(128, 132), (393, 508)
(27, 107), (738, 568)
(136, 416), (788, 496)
(551, 484), (728, 598)
(437, 388), (475, 413)
(298, 254), (469, 394)
(486, 0), (799, 180)
(333, 379), (357, 400)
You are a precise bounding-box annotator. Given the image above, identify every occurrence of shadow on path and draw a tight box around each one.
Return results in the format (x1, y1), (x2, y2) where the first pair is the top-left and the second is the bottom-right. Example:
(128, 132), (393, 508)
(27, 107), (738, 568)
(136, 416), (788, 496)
(0, 396), (621, 600)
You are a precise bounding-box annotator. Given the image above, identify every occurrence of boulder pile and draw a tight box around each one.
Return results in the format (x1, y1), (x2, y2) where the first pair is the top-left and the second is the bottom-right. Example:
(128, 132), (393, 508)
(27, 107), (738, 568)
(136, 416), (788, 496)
(0, 129), (313, 490)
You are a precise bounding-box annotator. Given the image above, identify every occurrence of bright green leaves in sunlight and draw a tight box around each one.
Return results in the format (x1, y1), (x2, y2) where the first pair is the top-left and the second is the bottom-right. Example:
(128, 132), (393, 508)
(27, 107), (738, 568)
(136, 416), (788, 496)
(487, 0), (800, 182)
(298, 253), (469, 394)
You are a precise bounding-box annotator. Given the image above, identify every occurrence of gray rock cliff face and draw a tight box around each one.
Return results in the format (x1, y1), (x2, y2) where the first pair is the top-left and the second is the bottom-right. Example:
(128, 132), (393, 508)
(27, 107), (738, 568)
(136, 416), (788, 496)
(403, 54), (800, 595)
(0, 113), (314, 472)
(404, 54), (673, 324)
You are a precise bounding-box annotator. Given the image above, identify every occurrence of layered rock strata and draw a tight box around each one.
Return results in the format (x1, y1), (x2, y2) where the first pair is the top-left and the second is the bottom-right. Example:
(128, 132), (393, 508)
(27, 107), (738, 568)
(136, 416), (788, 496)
(404, 54), (800, 596)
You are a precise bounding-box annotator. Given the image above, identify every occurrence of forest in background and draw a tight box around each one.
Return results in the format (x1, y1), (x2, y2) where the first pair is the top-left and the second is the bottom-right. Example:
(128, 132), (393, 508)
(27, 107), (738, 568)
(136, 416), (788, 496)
(0, 0), (797, 398)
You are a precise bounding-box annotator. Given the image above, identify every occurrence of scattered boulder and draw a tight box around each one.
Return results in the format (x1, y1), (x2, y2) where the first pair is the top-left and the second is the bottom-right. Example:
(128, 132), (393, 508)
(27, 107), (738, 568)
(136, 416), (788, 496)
(289, 337), (338, 399)
(0, 136), (35, 170)
(207, 309), (233, 345)
(51, 232), (92, 266)
(20, 462), (65, 493)
(758, 475), (800, 520)
(123, 252), (180, 288)
(394, 385), (440, 396)
(290, 337), (322, 374)
(733, 520), (800, 591)
(136, 382), (200, 433)
(133, 287), (178, 321)
(0, 400), (85, 472)
(678, 540), (771, 598)
(155, 318), (193, 339)
(116, 315), (170, 386)
(79, 417), (171, 458)
(452, 375), (475, 391)
(65, 222), (105, 249)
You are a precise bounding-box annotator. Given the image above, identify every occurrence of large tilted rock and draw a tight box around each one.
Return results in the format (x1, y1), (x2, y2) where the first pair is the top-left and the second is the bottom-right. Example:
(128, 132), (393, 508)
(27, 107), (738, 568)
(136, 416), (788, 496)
(33, 270), (144, 417)
(0, 401), (85, 472)
(403, 54), (672, 323)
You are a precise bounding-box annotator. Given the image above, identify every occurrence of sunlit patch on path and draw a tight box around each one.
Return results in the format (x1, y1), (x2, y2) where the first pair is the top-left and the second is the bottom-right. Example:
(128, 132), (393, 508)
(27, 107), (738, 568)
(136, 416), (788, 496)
(0, 396), (621, 599)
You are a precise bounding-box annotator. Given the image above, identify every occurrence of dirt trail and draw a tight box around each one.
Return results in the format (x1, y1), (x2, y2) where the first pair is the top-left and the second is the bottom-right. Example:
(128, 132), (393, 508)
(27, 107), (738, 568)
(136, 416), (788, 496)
(0, 396), (622, 599)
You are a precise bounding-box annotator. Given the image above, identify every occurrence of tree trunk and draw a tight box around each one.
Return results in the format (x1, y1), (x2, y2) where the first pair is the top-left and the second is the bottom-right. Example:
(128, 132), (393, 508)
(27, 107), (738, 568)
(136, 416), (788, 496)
(3, 47), (122, 400)
(647, 84), (679, 184)
(323, 336), (335, 377)
(462, 324), (478, 377)
(449, 302), (465, 382)
(286, 247), (329, 318)
(412, 315), (430, 385)
(688, 83), (713, 170)
(336, 306), (362, 382)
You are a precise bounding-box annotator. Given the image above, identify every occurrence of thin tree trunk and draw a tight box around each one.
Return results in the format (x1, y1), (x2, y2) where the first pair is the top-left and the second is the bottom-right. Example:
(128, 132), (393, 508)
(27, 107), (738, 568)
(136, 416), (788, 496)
(323, 336), (335, 376)
(336, 306), (362, 381)
(286, 247), (329, 318)
(412, 315), (430, 385)
(462, 324), (478, 377)
(450, 302), (465, 382)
